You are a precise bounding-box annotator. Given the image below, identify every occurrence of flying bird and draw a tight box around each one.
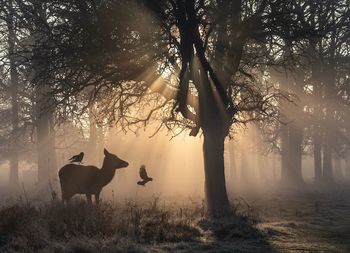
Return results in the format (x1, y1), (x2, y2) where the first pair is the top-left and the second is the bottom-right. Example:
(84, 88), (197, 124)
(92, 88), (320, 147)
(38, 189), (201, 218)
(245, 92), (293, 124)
(137, 165), (153, 186)
(68, 152), (84, 164)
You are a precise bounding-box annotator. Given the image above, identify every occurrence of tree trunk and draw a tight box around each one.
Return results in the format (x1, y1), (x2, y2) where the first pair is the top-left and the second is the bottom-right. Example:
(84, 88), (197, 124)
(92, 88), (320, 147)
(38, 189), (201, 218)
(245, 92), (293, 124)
(36, 102), (56, 184)
(228, 141), (236, 183)
(281, 122), (304, 186)
(203, 131), (230, 215)
(32, 2), (57, 187)
(240, 148), (249, 182)
(288, 123), (303, 184)
(7, 0), (19, 188)
(34, 43), (57, 185)
(313, 124), (322, 183)
(333, 157), (342, 180)
(345, 156), (350, 180)
(321, 66), (336, 184)
(272, 153), (277, 181)
(280, 123), (289, 182)
(311, 52), (323, 183)
(256, 151), (265, 182)
(88, 108), (98, 164)
(322, 128), (333, 183)
(191, 55), (232, 215)
(97, 126), (105, 165)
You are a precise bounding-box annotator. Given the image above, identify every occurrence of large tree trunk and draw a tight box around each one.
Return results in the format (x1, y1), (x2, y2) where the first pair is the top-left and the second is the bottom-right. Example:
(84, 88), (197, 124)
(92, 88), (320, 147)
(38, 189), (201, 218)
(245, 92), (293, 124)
(173, 1), (236, 215)
(7, 0), (19, 188)
(203, 131), (230, 215)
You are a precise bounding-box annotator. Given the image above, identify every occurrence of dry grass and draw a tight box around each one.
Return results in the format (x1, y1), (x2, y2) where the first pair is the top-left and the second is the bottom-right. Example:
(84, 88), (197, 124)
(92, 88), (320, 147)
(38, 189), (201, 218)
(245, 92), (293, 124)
(0, 197), (264, 253)
(3, 192), (350, 252)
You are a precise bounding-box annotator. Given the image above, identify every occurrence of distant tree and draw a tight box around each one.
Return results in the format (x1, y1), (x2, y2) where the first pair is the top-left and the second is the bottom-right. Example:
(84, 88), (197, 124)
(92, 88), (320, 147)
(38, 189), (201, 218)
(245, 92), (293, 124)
(305, 0), (350, 183)
(0, 0), (21, 188)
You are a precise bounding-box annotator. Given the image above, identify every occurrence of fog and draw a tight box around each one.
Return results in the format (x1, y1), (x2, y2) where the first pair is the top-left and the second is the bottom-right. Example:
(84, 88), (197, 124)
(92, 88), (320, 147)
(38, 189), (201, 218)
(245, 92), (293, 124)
(1, 121), (349, 203)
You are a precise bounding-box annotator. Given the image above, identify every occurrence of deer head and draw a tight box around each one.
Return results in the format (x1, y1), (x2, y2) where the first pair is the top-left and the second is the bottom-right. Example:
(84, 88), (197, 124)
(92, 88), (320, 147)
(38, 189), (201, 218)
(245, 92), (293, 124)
(102, 148), (129, 170)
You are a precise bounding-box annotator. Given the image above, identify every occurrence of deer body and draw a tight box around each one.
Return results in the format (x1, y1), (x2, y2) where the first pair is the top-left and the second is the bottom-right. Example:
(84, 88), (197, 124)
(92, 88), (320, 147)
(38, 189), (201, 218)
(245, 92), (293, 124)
(59, 149), (128, 204)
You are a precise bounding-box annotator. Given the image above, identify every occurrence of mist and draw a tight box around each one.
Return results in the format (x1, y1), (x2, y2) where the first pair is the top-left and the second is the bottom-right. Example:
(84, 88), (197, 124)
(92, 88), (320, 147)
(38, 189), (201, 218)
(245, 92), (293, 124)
(0, 0), (350, 252)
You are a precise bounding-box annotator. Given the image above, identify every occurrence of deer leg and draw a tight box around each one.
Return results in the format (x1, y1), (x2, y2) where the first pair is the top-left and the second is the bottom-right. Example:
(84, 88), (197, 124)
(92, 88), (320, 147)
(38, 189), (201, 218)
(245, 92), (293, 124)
(95, 192), (100, 206)
(86, 194), (92, 205)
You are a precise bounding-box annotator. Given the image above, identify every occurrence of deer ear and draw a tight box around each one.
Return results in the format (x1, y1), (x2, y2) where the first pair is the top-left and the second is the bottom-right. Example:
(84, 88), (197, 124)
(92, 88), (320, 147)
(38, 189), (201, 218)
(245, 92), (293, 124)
(104, 148), (110, 156)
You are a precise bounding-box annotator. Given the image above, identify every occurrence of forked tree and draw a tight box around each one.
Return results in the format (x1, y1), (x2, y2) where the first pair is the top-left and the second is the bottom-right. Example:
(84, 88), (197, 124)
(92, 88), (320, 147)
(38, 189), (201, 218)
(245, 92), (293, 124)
(127, 0), (316, 214)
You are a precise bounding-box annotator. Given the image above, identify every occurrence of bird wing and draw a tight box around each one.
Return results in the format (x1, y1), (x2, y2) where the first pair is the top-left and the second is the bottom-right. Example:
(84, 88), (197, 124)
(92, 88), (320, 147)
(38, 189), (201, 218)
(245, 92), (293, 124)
(139, 167), (148, 180)
(69, 154), (77, 160)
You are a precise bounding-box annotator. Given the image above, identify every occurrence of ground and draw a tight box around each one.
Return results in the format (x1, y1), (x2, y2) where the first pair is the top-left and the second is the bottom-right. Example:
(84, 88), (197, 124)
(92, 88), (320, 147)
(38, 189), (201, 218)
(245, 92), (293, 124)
(253, 191), (350, 252)
(0, 187), (350, 253)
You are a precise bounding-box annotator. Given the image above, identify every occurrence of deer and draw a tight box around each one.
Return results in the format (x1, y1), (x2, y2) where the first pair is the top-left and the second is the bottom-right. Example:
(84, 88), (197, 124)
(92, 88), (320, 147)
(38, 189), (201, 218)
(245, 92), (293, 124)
(58, 148), (129, 205)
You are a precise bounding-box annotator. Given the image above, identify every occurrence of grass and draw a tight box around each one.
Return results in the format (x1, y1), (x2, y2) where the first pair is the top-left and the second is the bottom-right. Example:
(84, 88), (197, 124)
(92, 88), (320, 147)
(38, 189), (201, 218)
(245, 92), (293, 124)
(5, 190), (349, 252)
(0, 197), (265, 253)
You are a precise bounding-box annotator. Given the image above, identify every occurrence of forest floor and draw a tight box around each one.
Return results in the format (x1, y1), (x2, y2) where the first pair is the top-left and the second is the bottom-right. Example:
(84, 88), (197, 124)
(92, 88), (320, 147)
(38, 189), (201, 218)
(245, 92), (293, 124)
(248, 190), (350, 252)
(0, 187), (350, 253)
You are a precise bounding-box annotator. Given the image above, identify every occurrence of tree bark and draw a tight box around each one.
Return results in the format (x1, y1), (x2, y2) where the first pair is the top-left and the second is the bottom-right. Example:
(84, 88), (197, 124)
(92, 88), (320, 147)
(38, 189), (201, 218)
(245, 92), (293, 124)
(7, 0), (19, 188)
(203, 131), (230, 215)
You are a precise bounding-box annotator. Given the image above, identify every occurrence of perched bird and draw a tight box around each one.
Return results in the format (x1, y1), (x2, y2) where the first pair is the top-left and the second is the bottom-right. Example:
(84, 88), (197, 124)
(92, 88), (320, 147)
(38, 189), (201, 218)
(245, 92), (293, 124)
(137, 165), (153, 186)
(68, 152), (84, 164)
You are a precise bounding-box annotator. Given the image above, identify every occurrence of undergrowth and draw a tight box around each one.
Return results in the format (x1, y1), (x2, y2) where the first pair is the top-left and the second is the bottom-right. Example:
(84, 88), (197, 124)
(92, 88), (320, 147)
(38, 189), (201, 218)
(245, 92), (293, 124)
(0, 197), (261, 253)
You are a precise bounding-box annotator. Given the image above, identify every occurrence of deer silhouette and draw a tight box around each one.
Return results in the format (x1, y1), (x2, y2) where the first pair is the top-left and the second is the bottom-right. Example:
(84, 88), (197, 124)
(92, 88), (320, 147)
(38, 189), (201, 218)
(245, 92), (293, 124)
(59, 148), (128, 205)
